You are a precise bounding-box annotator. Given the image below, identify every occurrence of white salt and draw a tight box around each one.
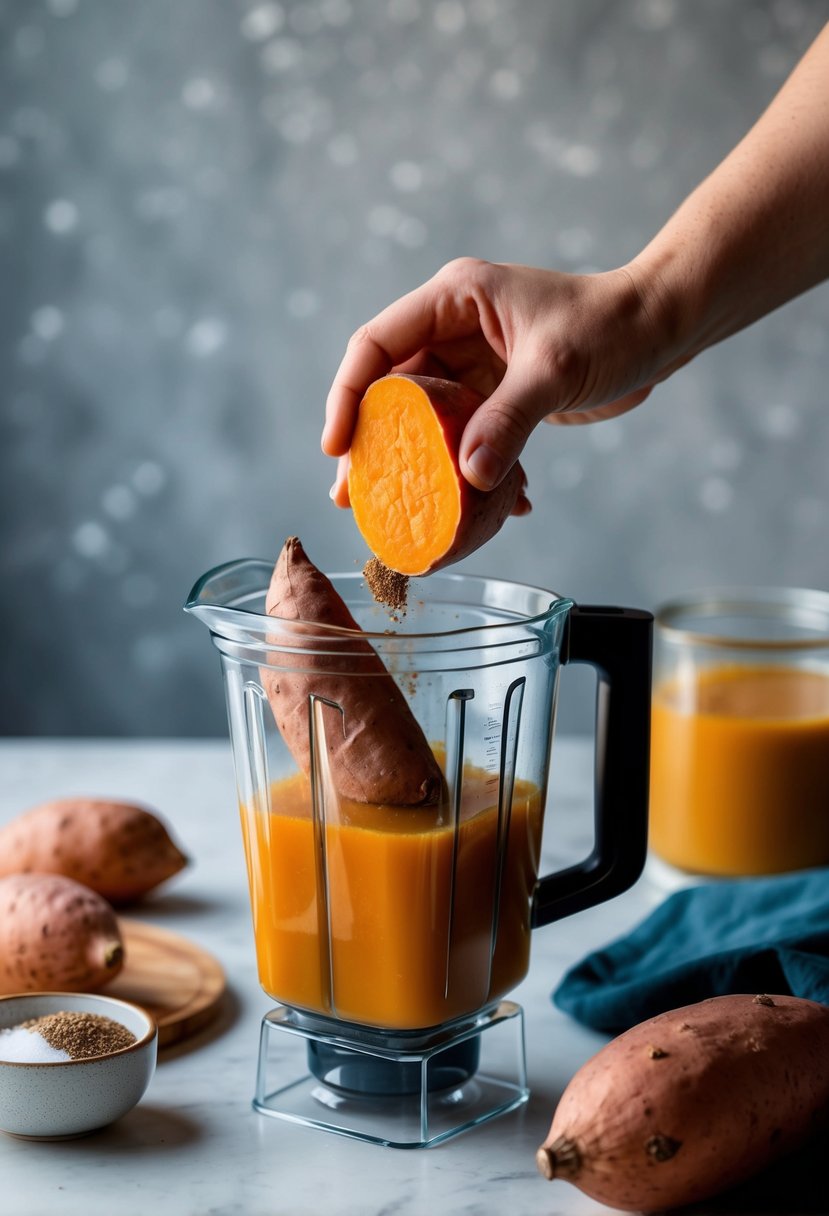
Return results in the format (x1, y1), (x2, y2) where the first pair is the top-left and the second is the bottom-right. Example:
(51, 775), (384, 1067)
(0, 1025), (72, 1063)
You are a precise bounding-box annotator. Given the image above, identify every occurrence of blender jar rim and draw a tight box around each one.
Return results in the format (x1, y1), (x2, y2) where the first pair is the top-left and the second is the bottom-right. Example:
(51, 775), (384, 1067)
(185, 557), (573, 647)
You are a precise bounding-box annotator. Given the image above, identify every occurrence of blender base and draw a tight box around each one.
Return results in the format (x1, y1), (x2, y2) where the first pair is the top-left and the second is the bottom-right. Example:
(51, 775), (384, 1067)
(253, 1000), (529, 1149)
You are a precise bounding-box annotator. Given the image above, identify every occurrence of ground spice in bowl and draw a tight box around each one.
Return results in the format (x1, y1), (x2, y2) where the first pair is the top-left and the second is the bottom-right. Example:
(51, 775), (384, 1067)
(0, 1012), (137, 1063)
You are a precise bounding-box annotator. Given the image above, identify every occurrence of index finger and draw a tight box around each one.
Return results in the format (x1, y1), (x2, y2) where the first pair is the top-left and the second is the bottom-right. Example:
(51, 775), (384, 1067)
(321, 275), (473, 456)
(321, 330), (397, 457)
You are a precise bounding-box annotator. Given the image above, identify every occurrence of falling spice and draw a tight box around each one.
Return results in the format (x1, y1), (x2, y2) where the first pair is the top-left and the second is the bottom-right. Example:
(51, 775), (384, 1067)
(21, 1011), (136, 1059)
(363, 557), (409, 615)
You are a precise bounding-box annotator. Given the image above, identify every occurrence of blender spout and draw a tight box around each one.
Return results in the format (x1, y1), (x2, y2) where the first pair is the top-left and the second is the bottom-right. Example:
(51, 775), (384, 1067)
(183, 601), (227, 631)
(184, 557), (275, 633)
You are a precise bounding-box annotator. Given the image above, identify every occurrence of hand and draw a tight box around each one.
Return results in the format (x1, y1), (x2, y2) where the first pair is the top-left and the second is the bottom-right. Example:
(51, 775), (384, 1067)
(322, 257), (662, 507)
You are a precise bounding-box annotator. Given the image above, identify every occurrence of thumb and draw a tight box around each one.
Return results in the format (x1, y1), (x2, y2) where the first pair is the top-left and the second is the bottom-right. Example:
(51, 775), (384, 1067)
(459, 362), (553, 491)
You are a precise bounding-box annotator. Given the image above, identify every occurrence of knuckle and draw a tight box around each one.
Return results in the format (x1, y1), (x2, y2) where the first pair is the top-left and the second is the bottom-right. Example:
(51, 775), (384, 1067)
(530, 338), (590, 409)
(485, 398), (535, 447)
(346, 323), (376, 351)
(437, 255), (493, 285)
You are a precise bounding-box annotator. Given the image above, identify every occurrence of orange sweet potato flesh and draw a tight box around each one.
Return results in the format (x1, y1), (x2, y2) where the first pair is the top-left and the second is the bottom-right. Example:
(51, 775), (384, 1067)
(0, 872), (124, 994)
(262, 536), (444, 806)
(0, 799), (188, 904)
(347, 374), (524, 576)
(536, 993), (829, 1212)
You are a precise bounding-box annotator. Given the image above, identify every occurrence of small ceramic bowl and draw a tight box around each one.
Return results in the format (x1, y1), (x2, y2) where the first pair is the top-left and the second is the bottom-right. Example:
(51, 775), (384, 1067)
(0, 992), (157, 1139)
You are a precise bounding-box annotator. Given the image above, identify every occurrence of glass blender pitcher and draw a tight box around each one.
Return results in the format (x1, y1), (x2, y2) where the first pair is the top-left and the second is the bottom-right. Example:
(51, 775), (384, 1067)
(186, 560), (652, 1146)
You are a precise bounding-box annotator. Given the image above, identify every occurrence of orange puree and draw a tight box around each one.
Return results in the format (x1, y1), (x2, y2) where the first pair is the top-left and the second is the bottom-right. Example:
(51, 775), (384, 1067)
(650, 664), (829, 876)
(239, 766), (543, 1030)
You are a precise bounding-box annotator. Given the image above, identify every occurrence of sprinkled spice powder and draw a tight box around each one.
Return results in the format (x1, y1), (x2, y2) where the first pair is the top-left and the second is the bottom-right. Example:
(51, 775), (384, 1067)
(21, 1011), (136, 1060)
(364, 557), (409, 615)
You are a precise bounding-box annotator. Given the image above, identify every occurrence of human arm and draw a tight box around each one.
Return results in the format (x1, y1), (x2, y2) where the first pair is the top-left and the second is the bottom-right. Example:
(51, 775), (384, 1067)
(628, 20), (829, 387)
(322, 22), (829, 500)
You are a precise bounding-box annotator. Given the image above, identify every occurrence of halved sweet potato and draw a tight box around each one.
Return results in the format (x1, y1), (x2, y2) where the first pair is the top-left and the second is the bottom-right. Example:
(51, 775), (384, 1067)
(347, 373), (524, 576)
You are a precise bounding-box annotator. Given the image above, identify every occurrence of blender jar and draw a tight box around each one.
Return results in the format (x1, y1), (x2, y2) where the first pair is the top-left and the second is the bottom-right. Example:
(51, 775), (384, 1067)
(186, 560), (652, 1144)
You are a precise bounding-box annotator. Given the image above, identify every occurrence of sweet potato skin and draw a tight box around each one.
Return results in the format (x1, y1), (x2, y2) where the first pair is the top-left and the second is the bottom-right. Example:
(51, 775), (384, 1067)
(0, 799), (188, 904)
(262, 537), (444, 806)
(348, 374), (525, 576)
(537, 993), (829, 1212)
(0, 873), (124, 994)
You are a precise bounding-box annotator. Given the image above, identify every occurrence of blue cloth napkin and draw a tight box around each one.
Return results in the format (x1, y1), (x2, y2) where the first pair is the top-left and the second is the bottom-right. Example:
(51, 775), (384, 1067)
(553, 866), (829, 1034)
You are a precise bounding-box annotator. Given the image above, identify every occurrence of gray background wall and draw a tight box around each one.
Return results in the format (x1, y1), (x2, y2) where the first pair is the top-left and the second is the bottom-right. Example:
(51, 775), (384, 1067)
(3, 0), (828, 738)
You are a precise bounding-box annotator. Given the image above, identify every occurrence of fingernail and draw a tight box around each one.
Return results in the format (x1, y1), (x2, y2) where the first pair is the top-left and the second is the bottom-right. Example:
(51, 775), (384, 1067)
(328, 483), (337, 500)
(466, 445), (503, 489)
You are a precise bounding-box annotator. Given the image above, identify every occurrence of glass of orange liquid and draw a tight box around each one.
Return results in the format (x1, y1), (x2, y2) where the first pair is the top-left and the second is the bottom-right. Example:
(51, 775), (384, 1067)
(649, 587), (829, 883)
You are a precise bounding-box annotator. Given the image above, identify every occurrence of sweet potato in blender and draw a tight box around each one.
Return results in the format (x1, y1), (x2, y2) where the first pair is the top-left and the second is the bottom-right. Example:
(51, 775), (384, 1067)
(262, 537), (443, 806)
(347, 373), (525, 576)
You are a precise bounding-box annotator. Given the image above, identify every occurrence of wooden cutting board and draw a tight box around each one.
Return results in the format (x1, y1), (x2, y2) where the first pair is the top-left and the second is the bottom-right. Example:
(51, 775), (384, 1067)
(107, 919), (227, 1048)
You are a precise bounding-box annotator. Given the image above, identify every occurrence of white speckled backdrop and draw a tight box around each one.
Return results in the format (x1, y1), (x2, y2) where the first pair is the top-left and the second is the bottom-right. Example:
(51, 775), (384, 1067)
(2, 0), (828, 736)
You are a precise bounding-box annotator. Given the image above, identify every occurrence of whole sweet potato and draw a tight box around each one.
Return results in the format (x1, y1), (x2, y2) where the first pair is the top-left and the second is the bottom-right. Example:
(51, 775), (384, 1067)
(536, 993), (829, 1212)
(0, 798), (188, 904)
(347, 374), (525, 576)
(262, 536), (444, 806)
(0, 873), (124, 994)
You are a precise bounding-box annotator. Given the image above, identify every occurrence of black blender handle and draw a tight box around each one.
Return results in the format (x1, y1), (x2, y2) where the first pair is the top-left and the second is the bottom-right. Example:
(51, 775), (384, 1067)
(531, 604), (653, 928)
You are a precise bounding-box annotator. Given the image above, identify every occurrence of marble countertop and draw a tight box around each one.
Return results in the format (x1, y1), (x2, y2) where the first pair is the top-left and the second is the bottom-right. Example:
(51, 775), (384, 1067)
(0, 739), (821, 1216)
